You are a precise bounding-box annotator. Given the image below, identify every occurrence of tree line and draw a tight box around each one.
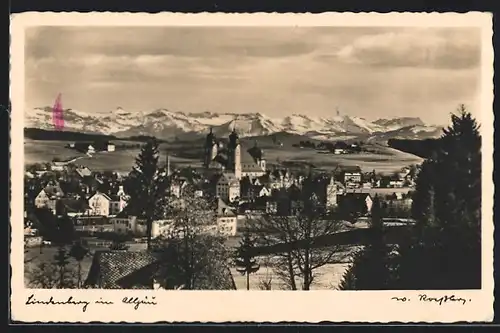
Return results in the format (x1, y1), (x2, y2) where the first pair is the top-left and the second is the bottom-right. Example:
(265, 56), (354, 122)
(387, 138), (442, 159)
(340, 105), (481, 290)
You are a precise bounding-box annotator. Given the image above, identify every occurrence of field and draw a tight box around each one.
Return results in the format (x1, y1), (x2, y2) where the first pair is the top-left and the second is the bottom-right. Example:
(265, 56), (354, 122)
(25, 137), (423, 174)
(231, 261), (350, 290)
(24, 139), (199, 174)
(24, 241), (354, 290)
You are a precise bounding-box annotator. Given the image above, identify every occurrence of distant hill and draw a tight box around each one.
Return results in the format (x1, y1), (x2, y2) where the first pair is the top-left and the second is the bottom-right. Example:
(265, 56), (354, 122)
(387, 138), (442, 159)
(24, 128), (161, 143)
(24, 128), (118, 141)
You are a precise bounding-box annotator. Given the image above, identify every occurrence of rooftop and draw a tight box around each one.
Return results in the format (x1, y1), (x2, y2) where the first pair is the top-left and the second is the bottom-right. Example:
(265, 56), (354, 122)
(84, 250), (160, 289)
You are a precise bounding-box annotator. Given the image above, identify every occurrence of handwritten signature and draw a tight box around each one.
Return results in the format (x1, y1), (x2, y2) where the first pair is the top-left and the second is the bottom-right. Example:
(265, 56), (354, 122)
(25, 294), (158, 312)
(391, 294), (471, 305)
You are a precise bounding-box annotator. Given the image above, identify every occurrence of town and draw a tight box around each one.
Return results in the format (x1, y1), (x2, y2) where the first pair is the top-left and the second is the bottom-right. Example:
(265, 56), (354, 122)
(25, 128), (417, 240)
(24, 126), (422, 290)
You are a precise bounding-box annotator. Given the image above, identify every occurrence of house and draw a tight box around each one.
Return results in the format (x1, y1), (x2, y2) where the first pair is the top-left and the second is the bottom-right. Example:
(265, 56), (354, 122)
(338, 192), (373, 216)
(88, 190), (127, 217)
(84, 251), (163, 289)
(385, 193), (413, 213)
(84, 250), (237, 290)
(170, 177), (189, 198)
(56, 198), (90, 217)
(74, 216), (113, 232)
(50, 162), (66, 171)
(111, 212), (172, 238)
(34, 184), (65, 214)
(339, 166), (363, 188)
(266, 200), (278, 214)
(215, 198), (238, 236)
(75, 166), (92, 178)
(362, 182), (372, 189)
(241, 180), (271, 201)
(215, 172), (240, 203)
(334, 148), (346, 155)
(107, 143), (116, 152)
(88, 192), (111, 216)
(87, 145), (96, 155)
(389, 177), (405, 188)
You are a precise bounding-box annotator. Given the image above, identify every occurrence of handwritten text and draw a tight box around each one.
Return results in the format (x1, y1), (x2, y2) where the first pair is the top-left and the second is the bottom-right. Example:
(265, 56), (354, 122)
(122, 296), (157, 310)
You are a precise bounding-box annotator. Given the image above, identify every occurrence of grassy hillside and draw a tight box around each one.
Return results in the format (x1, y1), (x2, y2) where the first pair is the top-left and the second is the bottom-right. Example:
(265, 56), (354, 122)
(26, 136), (423, 174)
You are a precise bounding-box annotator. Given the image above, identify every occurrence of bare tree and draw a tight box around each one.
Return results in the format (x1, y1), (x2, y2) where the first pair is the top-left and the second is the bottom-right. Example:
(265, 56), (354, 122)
(249, 193), (344, 290)
(153, 193), (233, 290)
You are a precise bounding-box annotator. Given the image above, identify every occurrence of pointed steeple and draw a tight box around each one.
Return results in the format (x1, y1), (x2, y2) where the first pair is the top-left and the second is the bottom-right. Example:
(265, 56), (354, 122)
(229, 122), (239, 147)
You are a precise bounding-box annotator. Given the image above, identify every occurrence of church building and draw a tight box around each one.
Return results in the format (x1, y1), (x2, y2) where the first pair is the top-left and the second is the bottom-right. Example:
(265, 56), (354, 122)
(203, 127), (267, 180)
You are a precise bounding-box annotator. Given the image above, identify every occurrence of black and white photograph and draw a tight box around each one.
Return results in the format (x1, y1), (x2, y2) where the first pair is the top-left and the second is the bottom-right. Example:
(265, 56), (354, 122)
(11, 12), (494, 323)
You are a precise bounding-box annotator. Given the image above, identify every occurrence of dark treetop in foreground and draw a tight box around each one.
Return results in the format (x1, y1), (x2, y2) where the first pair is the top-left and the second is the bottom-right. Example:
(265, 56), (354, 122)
(340, 105), (482, 290)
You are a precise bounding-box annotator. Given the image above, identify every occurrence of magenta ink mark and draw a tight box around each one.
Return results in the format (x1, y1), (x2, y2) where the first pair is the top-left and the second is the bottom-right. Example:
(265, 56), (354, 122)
(52, 93), (64, 130)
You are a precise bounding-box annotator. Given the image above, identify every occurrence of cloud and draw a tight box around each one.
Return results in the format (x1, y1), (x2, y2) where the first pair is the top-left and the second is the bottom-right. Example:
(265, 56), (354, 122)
(25, 26), (319, 61)
(332, 28), (481, 69)
(24, 26), (482, 125)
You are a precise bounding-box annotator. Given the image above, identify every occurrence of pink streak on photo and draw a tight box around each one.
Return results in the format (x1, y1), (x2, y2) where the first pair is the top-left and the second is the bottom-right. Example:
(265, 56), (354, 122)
(52, 93), (64, 130)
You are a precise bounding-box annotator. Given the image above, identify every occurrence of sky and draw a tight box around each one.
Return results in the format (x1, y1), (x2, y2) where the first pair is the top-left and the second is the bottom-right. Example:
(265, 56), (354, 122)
(25, 26), (481, 125)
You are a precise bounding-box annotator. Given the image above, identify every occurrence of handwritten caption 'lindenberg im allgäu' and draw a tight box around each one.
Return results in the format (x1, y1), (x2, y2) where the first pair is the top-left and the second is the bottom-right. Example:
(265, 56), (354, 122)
(25, 294), (157, 312)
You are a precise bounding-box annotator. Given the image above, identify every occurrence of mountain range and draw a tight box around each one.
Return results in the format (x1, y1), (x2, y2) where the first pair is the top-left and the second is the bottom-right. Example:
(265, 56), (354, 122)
(25, 107), (444, 142)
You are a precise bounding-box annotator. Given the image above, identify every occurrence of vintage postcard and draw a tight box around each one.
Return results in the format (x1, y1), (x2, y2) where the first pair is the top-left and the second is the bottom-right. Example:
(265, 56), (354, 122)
(10, 12), (494, 323)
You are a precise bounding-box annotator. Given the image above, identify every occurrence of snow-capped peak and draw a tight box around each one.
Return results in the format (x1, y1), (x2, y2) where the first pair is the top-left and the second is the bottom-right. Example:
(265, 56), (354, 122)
(25, 106), (441, 141)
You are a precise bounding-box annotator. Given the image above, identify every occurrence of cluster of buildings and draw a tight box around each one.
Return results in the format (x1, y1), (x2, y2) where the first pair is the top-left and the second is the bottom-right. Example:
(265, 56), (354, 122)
(66, 141), (116, 155)
(25, 128), (416, 243)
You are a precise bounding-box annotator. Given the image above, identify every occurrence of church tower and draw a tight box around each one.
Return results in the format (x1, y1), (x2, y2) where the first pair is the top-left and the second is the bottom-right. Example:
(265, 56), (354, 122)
(204, 127), (218, 168)
(228, 126), (241, 179)
(325, 176), (338, 209)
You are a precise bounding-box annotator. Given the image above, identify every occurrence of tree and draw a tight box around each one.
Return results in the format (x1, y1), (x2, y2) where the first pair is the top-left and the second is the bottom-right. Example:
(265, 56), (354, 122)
(127, 138), (169, 250)
(69, 241), (90, 288)
(338, 195), (395, 290)
(153, 195), (233, 290)
(54, 214), (76, 245)
(53, 246), (76, 288)
(250, 178), (344, 290)
(395, 106), (482, 289)
(26, 262), (60, 288)
(234, 231), (260, 290)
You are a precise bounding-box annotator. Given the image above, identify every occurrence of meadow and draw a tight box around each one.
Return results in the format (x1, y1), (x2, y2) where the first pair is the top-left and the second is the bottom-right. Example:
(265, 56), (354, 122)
(25, 137), (423, 175)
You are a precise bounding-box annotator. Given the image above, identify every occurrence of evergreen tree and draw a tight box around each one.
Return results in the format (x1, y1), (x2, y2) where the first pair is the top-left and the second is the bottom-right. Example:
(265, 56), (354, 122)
(396, 105), (481, 289)
(234, 231), (261, 290)
(127, 138), (169, 250)
(53, 246), (74, 288)
(69, 241), (90, 288)
(338, 195), (394, 290)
